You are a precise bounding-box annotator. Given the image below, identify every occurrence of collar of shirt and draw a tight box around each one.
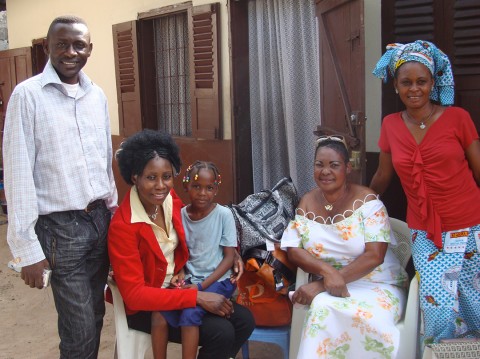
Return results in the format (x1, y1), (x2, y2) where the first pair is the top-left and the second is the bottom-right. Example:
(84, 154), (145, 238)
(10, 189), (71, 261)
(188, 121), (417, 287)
(130, 186), (177, 287)
(130, 185), (173, 230)
(40, 59), (93, 96)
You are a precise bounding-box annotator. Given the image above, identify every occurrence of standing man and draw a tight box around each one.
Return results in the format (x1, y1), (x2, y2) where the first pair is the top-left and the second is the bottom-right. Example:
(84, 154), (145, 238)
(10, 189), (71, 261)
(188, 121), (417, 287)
(3, 16), (117, 358)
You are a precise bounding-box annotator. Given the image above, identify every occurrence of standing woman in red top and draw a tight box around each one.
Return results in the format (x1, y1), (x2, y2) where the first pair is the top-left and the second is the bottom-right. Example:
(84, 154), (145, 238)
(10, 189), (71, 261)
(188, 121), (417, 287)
(370, 40), (480, 347)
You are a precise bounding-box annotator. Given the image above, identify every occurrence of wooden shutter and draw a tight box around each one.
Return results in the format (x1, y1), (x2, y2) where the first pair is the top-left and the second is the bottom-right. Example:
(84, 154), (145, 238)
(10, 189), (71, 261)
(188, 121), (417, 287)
(393, 0), (435, 43)
(451, 1), (480, 133)
(112, 21), (142, 137)
(188, 3), (222, 140)
(452, 2), (480, 76)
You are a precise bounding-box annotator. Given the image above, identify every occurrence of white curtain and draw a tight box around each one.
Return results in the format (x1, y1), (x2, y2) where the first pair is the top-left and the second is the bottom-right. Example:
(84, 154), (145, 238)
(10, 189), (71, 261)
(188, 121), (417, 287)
(248, 0), (320, 196)
(154, 13), (190, 136)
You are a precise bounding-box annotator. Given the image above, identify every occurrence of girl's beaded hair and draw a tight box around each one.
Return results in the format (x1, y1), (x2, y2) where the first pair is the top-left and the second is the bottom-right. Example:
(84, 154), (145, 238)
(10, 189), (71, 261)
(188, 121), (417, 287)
(182, 160), (222, 189)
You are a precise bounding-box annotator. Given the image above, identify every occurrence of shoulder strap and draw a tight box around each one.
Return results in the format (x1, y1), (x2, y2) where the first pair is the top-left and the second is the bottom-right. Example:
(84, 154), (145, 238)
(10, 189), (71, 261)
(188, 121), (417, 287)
(243, 248), (295, 284)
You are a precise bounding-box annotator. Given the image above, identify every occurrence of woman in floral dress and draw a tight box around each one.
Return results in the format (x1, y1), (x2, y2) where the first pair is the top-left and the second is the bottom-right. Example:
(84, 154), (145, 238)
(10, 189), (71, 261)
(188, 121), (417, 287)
(282, 136), (408, 359)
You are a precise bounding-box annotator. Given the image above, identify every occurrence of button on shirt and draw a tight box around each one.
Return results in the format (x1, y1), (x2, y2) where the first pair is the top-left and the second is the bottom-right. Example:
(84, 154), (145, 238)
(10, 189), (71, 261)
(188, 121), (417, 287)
(3, 60), (118, 266)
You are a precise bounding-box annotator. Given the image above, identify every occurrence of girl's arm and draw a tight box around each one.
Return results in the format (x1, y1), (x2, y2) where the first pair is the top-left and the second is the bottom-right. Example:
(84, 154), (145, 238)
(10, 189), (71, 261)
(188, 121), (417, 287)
(230, 250), (244, 283)
(198, 246), (236, 290)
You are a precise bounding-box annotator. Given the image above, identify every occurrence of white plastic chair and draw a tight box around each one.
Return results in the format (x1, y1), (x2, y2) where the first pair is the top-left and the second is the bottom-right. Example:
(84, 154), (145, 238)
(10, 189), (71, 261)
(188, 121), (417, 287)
(289, 218), (420, 359)
(288, 270), (309, 359)
(389, 218), (421, 359)
(107, 276), (152, 359)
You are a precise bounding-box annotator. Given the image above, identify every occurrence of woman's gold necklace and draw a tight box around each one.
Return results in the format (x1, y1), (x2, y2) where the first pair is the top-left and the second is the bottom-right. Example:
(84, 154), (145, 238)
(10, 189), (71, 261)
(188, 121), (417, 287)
(404, 105), (436, 130)
(148, 205), (159, 220)
(321, 185), (348, 211)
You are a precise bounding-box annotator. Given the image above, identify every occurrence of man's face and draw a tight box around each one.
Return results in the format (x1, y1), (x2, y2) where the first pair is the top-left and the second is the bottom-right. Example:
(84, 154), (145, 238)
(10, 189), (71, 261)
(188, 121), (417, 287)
(44, 22), (92, 84)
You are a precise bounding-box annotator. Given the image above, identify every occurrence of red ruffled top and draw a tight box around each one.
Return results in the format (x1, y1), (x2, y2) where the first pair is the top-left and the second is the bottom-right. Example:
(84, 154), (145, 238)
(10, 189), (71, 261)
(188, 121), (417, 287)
(378, 107), (480, 248)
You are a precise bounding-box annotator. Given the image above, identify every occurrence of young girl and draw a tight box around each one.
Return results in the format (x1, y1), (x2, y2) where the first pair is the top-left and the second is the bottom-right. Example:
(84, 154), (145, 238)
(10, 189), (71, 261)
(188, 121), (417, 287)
(151, 160), (238, 359)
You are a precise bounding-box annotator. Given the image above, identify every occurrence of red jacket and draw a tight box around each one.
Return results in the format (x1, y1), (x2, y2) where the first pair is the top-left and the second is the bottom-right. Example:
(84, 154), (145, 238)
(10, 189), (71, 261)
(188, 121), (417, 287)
(107, 188), (197, 315)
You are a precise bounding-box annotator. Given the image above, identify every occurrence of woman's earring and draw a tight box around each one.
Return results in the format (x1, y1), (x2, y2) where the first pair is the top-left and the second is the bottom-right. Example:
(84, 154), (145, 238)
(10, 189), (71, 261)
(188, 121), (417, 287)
(395, 88), (399, 94)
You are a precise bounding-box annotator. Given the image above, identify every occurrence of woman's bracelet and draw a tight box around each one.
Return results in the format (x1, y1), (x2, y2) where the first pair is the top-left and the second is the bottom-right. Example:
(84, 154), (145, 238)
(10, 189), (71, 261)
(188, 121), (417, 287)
(197, 283), (203, 291)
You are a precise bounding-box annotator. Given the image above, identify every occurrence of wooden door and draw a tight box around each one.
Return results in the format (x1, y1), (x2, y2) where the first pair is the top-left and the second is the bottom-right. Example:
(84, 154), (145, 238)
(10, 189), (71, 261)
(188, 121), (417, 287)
(31, 38), (48, 75)
(315, 0), (366, 184)
(229, 0), (253, 202)
(0, 47), (33, 131)
(0, 47), (33, 204)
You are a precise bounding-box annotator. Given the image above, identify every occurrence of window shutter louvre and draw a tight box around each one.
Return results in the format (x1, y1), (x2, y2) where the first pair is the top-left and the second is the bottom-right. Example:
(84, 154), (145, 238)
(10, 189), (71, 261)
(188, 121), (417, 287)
(393, 0), (434, 43)
(112, 21), (142, 136)
(188, 3), (222, 139)
(453, 1), (480, 75)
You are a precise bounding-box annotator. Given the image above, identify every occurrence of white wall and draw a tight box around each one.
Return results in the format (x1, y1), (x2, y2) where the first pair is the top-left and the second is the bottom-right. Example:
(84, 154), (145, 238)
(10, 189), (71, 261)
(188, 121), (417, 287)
(364, 0), (382, 153)
(6, 0), (232, 137)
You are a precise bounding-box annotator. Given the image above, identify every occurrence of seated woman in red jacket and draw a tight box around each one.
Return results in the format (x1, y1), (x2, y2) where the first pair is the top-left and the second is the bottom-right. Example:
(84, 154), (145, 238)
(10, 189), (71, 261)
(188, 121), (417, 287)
(108, 129), (254, 359)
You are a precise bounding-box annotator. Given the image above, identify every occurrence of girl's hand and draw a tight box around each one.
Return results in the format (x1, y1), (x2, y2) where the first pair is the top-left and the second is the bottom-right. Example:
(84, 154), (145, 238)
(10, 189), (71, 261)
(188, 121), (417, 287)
(230, 250), (244, 283)
(177, 268), (186, 281)
(169, 273), (185, 289)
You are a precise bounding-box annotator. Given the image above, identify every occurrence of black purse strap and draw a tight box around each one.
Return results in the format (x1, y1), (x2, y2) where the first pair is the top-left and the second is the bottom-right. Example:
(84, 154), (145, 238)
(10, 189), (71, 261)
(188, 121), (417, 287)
(233, 206), (283, 243)
(271, 176), (293, 192)
(244, 248), (296, 284)
(227, 205), (243, 247)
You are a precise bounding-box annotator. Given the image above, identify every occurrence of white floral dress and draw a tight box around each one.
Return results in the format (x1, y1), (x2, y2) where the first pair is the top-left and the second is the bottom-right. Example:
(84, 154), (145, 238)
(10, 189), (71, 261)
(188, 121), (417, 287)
(281, 197), (408, 359)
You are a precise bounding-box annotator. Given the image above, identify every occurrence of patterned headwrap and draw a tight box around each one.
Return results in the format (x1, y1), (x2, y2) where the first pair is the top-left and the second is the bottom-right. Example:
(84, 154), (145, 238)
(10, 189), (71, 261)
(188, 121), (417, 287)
(372, 40), (455, 105)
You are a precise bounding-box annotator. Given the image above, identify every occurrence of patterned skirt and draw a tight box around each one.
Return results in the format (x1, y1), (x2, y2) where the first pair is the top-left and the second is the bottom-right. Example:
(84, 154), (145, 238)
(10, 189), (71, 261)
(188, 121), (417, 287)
(410, 224), (480, 347)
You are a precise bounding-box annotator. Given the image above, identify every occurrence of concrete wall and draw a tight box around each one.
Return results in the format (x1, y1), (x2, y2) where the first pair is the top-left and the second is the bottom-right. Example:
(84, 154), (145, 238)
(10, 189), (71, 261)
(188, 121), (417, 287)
(0, 11), (8, 50)
(364, 0), (382, 153)
(6, 0), (232, 137)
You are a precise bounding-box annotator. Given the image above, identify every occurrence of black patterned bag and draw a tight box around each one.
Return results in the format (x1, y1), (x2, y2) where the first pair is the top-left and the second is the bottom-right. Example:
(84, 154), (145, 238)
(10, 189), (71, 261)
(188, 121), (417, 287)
(229, 177), (299, 256)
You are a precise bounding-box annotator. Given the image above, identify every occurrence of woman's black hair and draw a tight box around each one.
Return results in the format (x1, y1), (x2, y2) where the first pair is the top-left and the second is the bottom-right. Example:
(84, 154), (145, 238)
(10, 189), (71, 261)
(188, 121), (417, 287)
(115, 129), (182, 185)
(314, 139), (349, 164)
